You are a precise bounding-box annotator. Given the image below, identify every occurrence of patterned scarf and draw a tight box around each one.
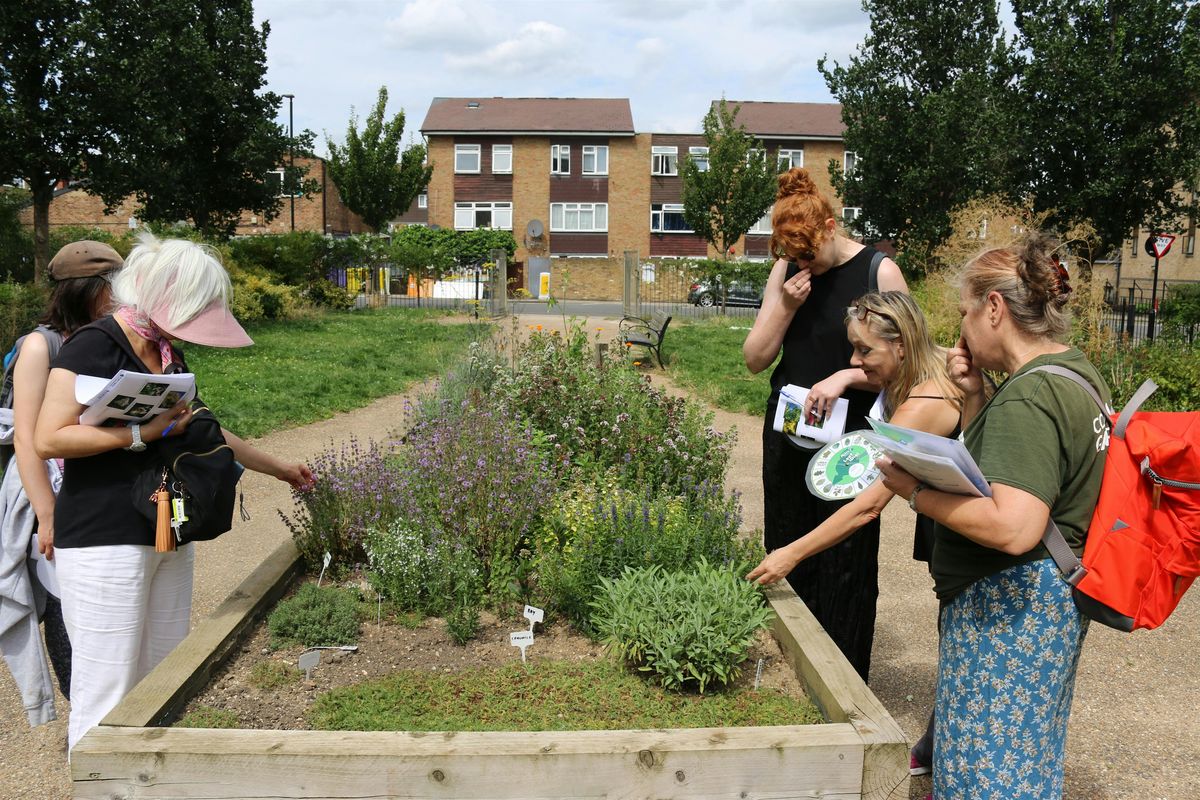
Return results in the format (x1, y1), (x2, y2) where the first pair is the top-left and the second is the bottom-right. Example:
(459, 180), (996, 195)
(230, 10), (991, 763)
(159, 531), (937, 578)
(116, 306), (173, 370)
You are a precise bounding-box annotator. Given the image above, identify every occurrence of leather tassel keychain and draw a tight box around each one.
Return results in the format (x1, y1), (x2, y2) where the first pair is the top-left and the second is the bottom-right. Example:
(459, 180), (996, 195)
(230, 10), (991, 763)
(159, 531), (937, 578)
(153, 470), (175, 552)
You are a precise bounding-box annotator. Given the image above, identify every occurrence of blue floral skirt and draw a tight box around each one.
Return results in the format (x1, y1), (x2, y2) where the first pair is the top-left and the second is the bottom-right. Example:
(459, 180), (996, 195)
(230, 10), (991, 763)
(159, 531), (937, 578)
(934, 558), (1088, 800)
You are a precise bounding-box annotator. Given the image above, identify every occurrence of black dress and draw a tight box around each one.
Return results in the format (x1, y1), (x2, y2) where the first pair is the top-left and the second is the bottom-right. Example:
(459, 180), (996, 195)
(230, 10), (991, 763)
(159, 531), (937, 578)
(761, 246), (881, 682)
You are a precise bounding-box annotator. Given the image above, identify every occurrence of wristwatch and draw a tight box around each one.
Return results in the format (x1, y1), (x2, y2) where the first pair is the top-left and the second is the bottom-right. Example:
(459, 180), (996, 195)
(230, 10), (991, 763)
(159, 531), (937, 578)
(126, 423), (147, 452)
(908, 483), (927, 512)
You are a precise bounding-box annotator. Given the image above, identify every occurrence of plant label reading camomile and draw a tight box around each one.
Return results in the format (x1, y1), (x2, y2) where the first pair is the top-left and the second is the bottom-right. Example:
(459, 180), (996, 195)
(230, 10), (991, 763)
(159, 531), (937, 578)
(510, 630), (534, 662)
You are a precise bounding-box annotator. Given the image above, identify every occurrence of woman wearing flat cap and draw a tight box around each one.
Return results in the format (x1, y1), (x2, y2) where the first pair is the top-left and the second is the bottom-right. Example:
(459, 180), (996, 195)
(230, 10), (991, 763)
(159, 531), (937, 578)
(0, 239), (123, 726)
(34, 233), (313, 752)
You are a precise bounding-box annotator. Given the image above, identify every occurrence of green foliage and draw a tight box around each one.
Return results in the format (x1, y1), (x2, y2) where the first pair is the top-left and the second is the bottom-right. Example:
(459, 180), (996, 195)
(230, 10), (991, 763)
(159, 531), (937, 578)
(303, 279), (355, 311)
(176, 705), (241, 729)
(267, 583), (361, 649)
(0, 281), (50, 357)
(0, 189), (32, 282)
(307, 659), (820, 732)
(227, 231), (328, 285)
(1090, 338), (1200, 412)
(364, 521), (483, 623)
(534, 480), (760, 634)
(325, 86), (432, 232)
(445, 601), (481, 646)
(1008, 0), (1200, 253)
(249, 660), (298, 690)
(820, 0), (1013, 267)
(229, 273), (307, 323)
(591, 561), (774, 693)
(1161, 283), (1200, 330)
(679, 99), (777, 258)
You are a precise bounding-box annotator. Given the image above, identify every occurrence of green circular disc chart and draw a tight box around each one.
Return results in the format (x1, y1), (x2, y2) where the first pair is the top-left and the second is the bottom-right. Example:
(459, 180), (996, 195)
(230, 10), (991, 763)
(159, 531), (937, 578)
(805, 432), (884, 501)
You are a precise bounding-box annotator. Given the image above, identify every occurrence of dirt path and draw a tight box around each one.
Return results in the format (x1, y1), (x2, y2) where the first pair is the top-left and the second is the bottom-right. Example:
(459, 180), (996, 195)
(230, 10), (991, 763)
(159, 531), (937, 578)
(1, 312), (1195, 799)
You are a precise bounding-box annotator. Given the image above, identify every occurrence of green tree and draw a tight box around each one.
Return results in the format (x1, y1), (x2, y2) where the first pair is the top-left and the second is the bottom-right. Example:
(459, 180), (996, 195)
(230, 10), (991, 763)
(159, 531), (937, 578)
(82, 0), (307, 239)
(0, 0), (98, 281)
(679, 99), (777, 261)
(1008, 0), (1200, 256)
(819, 0), (1014, 269)
(325, 87), (433, 233)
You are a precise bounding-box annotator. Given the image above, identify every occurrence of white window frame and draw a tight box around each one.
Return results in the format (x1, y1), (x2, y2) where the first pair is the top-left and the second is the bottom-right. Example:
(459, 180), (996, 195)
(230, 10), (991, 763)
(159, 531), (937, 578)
(455, 144), (481, 174)
(265, 168), (287, 198)
(749, 206), (772, 235)
(1186, 234), (1196, 257)
(651, 145), (678, 176)
(650, 203), (693, 233)
(453, 201), (513, 231)
(550, 202), (608, 232)
(582, 145), (608, 176)
(417, 193), (428, 209)
(688, 146), (709, 172)
(551, 144), (571, 175)
(842, 207), (862, 225)
(746, 147), (766, 167)
(843, 150), (858, 175)
(492, 144), (512, 174)
(777, 149), (803, 171)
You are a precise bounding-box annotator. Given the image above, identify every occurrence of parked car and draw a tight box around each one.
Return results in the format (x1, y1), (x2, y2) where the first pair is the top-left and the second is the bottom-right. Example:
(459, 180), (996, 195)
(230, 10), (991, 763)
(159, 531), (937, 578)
(688, 280), (763, 308)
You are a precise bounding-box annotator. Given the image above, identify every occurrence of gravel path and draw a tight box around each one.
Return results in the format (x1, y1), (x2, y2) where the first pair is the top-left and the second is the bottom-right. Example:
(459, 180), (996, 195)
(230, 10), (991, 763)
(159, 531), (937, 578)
(1, 312), (1195, 799)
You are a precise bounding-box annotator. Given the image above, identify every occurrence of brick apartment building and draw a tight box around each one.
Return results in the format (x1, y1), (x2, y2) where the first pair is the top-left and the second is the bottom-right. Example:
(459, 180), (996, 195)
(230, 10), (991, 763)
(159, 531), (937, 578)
(415, 96), (857, 299)
(17, 155), (368, 238)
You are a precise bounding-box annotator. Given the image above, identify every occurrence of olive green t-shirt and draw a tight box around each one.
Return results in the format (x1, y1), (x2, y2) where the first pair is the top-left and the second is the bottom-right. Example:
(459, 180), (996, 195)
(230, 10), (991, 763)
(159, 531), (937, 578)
(932, 348), (1110, 601)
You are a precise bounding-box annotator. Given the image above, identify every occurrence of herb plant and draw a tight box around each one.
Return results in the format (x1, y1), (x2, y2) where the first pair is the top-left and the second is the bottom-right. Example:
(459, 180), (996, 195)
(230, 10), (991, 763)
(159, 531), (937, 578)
(268, 583), (361, 649)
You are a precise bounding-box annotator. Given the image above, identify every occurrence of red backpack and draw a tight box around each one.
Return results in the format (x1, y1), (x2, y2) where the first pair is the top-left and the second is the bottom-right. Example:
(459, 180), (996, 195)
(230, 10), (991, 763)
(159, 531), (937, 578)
(1028, 366), (1199, 631)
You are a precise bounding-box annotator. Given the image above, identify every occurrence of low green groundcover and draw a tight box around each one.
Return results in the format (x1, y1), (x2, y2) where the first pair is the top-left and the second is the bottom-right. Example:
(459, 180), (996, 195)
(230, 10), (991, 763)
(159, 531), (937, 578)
(308, 660), (821, 732)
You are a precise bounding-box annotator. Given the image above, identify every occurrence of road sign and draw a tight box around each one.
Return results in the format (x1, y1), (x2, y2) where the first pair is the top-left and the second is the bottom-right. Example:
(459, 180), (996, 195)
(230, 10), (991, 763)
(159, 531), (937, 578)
(1144, 234), (1176, 259)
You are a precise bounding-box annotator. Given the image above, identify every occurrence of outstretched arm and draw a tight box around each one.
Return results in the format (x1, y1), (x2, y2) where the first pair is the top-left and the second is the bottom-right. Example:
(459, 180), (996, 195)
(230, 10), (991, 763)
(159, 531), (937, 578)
(221, 428), (314, 490)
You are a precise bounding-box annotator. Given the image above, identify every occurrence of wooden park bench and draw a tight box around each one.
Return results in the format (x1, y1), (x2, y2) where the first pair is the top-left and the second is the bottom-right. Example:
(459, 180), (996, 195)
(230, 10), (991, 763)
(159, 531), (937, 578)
(619, 312), (671, 367)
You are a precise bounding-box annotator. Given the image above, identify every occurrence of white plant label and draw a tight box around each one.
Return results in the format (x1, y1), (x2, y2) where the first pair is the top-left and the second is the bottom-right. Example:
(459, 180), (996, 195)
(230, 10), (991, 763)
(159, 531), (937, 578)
(317, 551), (332, 587)
(523, 604), (544, 631)
(510, 630), (534, 662)
(298, 650), (320, 680)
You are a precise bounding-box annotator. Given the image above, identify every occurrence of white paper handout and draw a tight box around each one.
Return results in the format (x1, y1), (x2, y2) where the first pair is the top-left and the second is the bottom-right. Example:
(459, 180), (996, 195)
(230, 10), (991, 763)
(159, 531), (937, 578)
(865, 418), (991, 497)
(773, 384), (849, 449)
(75, 370), (196, 426)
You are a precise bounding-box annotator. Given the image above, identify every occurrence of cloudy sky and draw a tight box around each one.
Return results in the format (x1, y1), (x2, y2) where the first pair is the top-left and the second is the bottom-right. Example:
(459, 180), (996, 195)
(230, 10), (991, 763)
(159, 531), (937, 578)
(254, 0), (873, 155)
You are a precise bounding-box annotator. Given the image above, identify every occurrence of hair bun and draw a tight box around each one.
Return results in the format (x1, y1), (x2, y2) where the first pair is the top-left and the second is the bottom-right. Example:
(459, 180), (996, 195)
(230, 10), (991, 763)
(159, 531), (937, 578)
(777, 167), (817, 200)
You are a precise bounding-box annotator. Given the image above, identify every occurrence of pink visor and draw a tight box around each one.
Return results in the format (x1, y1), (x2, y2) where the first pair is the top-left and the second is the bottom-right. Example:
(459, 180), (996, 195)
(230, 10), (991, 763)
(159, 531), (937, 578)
(151, 300), (253, 348)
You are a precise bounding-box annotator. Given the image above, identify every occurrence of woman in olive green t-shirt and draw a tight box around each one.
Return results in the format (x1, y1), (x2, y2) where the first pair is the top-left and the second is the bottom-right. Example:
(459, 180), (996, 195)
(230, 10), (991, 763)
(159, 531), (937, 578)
(878, 233), (1109, 800)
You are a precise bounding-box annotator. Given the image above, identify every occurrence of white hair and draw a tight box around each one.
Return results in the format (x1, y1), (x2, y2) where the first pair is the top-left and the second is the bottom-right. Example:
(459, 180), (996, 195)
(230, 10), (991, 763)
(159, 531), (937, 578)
(112, 233), (231, 329)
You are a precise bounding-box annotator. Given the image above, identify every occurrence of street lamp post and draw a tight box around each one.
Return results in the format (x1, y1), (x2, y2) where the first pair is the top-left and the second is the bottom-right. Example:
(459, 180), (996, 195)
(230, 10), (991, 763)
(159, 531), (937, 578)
(282, 93), (295, 231)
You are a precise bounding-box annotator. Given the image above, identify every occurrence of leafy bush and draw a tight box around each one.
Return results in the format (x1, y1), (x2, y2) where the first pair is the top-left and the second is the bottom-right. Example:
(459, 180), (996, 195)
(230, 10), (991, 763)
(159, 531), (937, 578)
(364, 520), (483, 620)
(227, 231), (327, 285)
(230, 272), (307, 322)
(534, 479), (758, 633)
(267, 583), (361, 649)
(282, 437), (407, 571)
(0, 280), (50, 356)
(591, 560), (773, 693)
(303, 278), (355, 310)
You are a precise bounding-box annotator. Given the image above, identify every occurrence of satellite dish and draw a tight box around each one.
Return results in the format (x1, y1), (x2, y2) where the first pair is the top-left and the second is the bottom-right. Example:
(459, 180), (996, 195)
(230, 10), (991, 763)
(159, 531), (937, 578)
(526, 219), (544, 239)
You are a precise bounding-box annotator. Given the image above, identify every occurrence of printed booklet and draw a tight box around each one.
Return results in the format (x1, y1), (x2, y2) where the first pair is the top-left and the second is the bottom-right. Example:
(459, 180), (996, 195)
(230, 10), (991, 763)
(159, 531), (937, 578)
(864, 418), (991, 497)
(74, 370), (196, 426)
(773, 384), (849, 449)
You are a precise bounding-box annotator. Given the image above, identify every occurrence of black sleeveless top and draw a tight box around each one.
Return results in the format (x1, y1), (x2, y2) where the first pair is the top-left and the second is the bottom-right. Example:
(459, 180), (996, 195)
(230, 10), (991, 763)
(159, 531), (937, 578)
(767, 246), (881, 430)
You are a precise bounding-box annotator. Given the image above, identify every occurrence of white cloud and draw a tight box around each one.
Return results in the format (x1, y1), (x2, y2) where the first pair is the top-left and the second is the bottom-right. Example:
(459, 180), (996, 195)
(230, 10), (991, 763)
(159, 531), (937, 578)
(384, 0), (494, 50)
(446, 21), (574, 77)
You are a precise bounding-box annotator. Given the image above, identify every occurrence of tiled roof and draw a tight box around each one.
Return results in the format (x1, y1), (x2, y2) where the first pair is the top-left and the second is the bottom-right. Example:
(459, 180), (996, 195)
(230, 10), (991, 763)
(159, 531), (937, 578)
(714, 101), (845, 139)
(421, 97), (635, 135)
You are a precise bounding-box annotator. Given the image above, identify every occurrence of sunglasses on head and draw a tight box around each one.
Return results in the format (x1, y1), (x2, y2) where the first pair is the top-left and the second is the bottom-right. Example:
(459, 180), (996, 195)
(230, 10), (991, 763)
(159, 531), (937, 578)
(847, 302), (896, 326)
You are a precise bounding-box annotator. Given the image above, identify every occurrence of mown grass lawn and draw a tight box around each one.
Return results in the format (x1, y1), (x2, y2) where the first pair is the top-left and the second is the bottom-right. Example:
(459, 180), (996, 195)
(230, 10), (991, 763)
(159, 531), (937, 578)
(664, 318), (774, 417)
(184, 307), (483, 437)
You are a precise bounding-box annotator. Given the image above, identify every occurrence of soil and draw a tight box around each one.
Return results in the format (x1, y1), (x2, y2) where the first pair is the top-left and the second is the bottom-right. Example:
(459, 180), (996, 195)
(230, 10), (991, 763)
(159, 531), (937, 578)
(184, 580), (808, 731)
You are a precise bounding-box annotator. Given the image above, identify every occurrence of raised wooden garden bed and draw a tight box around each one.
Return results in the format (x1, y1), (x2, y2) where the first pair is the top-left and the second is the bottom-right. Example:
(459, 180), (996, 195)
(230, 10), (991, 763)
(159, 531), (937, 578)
(71, 539), (909, 799)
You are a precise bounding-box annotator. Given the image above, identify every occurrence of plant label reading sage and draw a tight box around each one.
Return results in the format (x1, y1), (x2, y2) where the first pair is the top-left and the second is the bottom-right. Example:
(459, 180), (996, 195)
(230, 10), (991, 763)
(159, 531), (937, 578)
(509, 630), (534, 662)
(523, 604), (544, 631)
(298, 650), (320, 680)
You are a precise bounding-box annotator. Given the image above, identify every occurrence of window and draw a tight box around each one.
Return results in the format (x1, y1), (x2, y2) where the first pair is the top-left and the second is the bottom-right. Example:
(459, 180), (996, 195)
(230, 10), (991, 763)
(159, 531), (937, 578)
(1131, 228), (1139, 257)
(454, 201), (512, 230)
(651, 146), (678, 176)
(842, 207), (862, 224)
(749, 207), (772, 235)
(551, 144), (570, 175)
(551, 202), (608, 232)
(492, 144), (512, 174)
(264, 169), (284, 197)
(417, 193), (427, 209)
(689, 147), (709, 172)
(651, 203), (693, 233)
(1186, 235), (1196, 257)
(746, 148), (766, 166)
(455, 144), (481, 173)
(777, 149), (803, 171)
(582, 145), (608, 175)
(843, 151), (858, 175)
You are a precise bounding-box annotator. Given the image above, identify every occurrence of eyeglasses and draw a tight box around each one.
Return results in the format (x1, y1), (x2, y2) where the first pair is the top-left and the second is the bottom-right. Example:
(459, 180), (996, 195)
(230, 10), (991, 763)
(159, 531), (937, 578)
(846, 303), (896, 327)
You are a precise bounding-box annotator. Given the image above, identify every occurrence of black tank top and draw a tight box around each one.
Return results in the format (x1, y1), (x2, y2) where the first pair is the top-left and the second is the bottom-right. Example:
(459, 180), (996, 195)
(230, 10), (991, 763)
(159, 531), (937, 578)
(767, 246), (880, 429)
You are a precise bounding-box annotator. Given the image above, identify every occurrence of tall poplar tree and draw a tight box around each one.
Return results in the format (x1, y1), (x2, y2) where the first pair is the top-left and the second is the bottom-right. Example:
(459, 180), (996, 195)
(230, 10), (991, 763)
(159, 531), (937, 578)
(325, 87), (433, 233)
(819, 0), (1014, 268)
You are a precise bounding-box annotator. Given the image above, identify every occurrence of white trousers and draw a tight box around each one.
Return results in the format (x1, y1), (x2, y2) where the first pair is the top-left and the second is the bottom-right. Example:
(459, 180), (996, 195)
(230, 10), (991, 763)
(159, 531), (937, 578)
(55, 543), (194, 753)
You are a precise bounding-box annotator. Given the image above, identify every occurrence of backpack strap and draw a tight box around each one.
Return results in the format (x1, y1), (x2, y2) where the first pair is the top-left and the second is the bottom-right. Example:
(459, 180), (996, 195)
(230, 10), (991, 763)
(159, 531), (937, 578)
(1009, 364), (1114, 587)
(868, 250), (884, 293)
